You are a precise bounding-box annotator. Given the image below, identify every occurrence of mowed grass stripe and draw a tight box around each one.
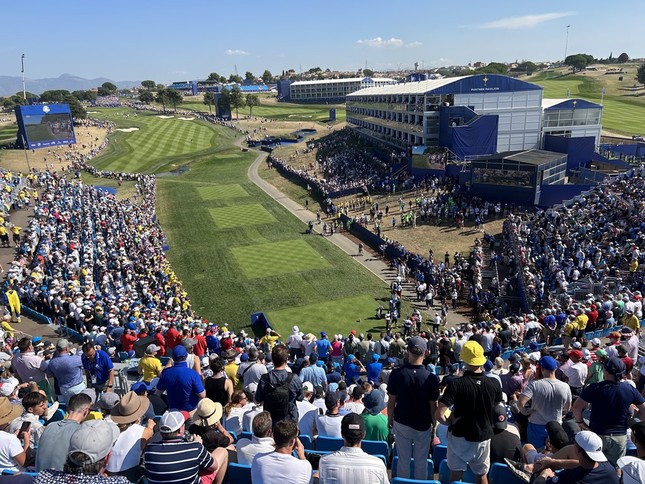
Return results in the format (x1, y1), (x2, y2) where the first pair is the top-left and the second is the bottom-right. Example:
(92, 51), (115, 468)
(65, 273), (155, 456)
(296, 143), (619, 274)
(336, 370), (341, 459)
(230, 239), (330, 279)
(209, 204), (276, 229)
(266, 294), (383, 334)
(197, 184), (248, 200)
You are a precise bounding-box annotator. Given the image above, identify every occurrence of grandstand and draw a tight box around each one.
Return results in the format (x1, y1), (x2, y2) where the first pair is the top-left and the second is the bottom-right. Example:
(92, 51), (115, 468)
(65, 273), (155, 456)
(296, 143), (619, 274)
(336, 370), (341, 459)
(282, 76), (396, 103)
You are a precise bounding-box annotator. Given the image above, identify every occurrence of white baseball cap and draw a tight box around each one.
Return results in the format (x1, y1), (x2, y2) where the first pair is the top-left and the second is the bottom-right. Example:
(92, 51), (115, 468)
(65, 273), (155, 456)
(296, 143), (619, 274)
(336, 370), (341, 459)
(575, 431), (607, 462)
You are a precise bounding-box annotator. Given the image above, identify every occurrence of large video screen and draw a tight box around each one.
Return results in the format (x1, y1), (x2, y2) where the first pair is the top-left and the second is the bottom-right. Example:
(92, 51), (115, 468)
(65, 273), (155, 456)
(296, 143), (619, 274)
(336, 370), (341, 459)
(15, 104), (76, 149)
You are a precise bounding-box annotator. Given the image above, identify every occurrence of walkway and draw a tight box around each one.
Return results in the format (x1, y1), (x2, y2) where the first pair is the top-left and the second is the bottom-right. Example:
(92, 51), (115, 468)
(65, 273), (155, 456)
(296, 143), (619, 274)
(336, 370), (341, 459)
(245, 146), (470, 327)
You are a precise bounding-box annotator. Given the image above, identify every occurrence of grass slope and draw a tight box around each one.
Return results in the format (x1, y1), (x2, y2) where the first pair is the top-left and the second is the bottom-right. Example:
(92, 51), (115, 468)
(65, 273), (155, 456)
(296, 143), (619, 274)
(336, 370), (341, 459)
(530, 69), (645, 135)
(90, 108), (387, 336)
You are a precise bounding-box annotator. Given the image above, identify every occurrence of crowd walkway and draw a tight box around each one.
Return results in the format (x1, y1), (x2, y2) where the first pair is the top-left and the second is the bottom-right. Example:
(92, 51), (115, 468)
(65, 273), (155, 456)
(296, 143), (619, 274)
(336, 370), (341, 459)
(244, 143), (470, 327)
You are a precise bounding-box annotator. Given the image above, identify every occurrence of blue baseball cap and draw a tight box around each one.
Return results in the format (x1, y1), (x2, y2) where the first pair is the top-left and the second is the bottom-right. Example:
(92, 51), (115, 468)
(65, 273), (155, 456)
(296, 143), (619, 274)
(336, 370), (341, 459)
(538, 356), (558, 372)
(172, 345), (187, 360)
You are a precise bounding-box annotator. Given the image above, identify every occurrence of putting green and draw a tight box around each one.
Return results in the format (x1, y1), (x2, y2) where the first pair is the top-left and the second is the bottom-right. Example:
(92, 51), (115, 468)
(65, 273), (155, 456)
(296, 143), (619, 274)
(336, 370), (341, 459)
(230, 239), (331, 279)
(209, 204), (276, 229)
(266, 294), (384, 335)
(197, 184), (248, 201)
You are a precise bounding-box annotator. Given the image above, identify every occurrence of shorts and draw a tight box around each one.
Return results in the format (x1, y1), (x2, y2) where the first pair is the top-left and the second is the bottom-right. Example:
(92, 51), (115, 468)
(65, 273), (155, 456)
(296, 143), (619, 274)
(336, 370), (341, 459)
(446, 432), (491, 475)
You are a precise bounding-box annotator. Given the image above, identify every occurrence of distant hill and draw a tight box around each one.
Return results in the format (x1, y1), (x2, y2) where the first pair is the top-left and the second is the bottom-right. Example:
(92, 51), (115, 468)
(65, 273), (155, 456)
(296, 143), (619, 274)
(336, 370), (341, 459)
(0, 73), (141, 97)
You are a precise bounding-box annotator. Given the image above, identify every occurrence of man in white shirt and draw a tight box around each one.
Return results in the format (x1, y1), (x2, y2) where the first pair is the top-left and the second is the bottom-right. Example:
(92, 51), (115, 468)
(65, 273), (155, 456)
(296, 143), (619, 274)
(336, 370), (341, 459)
(564, 350), (588, 396)
(287, 326), (304, 361)
(251, 419), (312, 484)
(318, 412), (388, 483)
(237, 411), (275, 465)
(296, 383), (319, 437)
(314, 391), (344, 438)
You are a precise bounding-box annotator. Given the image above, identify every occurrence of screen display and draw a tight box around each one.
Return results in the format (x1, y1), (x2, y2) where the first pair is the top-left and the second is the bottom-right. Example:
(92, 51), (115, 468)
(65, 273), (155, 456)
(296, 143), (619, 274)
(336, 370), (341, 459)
(16, 104), (76, 149)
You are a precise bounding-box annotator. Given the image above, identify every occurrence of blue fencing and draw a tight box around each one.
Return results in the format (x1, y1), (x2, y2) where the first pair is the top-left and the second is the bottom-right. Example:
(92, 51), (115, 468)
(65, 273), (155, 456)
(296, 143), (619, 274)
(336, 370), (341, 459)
(21, 306), (53, 326)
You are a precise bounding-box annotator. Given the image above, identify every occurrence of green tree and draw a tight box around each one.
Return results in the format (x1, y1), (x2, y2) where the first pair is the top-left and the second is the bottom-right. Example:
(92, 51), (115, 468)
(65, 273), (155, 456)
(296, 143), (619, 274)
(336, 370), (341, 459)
(141, 80), (156, 90)
(261, 70), (273, 84)
(101, 82), (117, 93)
(139, 91), (154, 103)
(637, 64), (645, 86)
(72, 90), (97, 102)
(512, 61), (538, 75)
(245, 71), (255, 82)
(203, 92), (215, 113)
(245, 94), (260, 117)
(476, 62), (508, 74)
(165, 89), (183, 112)
(229, 86), (245, 119)
(618, 53), (630, 63)
(155, 88), (169, 112)
(40, 90), (87, 118)
(2, 95), (27, 110)
(228, 74), (243, 84)
(207, 72), (224, 82)
(565, 54), (590, 73)
(362, 68), (374, 77)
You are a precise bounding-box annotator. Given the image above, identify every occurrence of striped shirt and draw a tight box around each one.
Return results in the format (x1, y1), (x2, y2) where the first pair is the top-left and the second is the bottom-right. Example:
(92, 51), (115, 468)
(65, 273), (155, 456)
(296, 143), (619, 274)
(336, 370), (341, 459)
(144, 439), (213, 484)
(318, 446), (388, 483)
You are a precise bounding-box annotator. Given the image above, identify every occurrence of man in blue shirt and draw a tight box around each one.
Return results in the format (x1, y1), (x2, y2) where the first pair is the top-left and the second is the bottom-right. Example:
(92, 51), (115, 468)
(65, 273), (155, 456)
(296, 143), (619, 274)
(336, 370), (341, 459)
(46, 339), (86, 403)
(81, 342), (114, 394)
(366, 354), (383, 383)
(343, 354), (364, 384)
(573, 356), (645, 466)
(315, 332), (331, 363)
(156, 345), (205, 411)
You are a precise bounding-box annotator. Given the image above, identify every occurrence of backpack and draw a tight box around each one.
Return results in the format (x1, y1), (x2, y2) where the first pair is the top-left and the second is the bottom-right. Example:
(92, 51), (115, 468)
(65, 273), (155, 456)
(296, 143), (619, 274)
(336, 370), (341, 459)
(261, 372), (294, 423)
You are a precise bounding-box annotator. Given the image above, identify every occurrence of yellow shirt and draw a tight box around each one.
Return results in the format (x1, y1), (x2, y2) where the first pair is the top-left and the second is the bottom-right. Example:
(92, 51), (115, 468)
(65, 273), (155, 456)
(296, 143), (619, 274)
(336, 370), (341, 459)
(259, 334), (279, 351)
(225, 361), (239, 389)
(138, 355), (162, 382)
(0, 227), (7, 236)
(623, 314), (640, 332)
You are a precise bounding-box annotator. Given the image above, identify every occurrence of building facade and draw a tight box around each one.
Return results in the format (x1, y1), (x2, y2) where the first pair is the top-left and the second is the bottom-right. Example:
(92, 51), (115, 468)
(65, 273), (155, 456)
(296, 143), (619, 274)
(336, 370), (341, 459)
(286, 77), (396, 103)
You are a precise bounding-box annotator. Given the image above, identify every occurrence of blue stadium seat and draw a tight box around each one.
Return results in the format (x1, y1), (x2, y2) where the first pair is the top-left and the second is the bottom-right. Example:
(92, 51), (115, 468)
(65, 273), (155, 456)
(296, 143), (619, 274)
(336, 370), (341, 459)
(488, 462), (526, 484)
(228, 431), (237, 443)
(439, 459), (476, 484)
(160, 356), (170, 366)
(226, 462), (252, 484)
(433, 444), (447, 472)
(299, 434), (314, 450)
(119, 351), (130, 362)
(315, 435), (344, 451)
(391, 456), (434, 479)
(593, 330), (603, 339)
(239, 431), (252, 441)
(361, 439), (390, 459)
(501, 350), (513, 360)
(391, 479), (440, 484)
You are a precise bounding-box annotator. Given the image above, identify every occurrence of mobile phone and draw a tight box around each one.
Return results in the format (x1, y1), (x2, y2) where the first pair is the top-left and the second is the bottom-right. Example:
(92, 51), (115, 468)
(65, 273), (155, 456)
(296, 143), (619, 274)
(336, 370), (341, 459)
(19, 422), (30, 434)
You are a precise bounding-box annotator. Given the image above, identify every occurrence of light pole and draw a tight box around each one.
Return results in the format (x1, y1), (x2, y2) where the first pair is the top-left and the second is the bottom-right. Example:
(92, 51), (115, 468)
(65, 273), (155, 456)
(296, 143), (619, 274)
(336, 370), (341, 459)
(21, 54), (26, 101)
(564, 25), (570, 63)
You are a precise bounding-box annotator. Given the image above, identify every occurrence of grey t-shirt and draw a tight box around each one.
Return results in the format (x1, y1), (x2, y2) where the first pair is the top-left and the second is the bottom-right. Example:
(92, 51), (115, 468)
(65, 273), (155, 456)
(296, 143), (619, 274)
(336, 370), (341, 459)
(521, 378), (572, 425)
(36, 419), (81, 471)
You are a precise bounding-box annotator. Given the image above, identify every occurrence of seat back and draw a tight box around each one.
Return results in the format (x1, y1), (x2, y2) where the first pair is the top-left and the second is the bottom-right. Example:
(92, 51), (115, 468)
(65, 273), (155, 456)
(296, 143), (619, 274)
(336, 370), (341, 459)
(432, 444), (447, 472)
(438, 459), (476, 484)
(315, 435), (344, 451)
(391, 456), (434, 479)
(488, 462), (525, 484)
(239, 431), (253, 441)
(226, 462), (252, 484)
(299, 433), (314, 450)
(361, 439), (390, 459)
(391, 478), (440, 484)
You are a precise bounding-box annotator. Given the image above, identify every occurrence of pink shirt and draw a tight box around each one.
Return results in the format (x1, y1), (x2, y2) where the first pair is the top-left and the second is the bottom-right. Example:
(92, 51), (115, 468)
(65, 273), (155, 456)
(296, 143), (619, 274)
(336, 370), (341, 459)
(331, 341), (343, 357)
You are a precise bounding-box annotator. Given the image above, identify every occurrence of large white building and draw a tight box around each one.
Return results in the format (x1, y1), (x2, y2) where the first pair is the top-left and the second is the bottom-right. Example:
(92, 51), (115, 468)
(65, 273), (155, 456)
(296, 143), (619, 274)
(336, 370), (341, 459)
(286, 77), (396, 103)
(346, 74), (602, 159)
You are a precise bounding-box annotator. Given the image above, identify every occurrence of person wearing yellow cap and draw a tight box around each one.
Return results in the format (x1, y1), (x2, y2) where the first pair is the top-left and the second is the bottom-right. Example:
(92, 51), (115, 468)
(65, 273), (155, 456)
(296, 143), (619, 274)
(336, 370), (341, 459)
(436, 341), (503, 484)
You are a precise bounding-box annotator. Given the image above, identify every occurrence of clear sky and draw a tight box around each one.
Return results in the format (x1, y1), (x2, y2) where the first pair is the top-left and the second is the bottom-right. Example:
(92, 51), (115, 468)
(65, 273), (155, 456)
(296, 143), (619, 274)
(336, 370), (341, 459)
(1, 0), (643, 83)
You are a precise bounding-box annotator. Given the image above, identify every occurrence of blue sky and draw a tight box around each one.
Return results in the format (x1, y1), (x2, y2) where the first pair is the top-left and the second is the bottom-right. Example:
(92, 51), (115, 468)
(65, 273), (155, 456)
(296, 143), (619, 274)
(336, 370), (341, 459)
(1, 0), (643, 83)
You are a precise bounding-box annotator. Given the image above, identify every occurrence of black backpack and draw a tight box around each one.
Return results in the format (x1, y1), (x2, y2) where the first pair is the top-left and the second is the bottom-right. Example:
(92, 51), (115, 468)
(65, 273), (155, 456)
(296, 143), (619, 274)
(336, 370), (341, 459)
(261, 372), (294, 423)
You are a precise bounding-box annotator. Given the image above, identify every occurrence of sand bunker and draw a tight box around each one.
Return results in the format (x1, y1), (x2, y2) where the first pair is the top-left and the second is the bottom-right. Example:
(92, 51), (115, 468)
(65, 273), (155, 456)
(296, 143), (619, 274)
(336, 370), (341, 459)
(116, 128), (140, 132)
(178, 117), (195, 121)
(156, 115), (174, 119)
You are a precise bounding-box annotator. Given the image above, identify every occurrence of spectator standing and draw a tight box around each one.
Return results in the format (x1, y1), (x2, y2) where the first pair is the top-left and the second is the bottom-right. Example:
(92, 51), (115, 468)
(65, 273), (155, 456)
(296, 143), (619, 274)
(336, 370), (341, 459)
(315, 332), (331, 362)
(46, 339), (85, 403)
(138, 344), (162, 383)
(573, 357), (645, 466)
(12, 338), (49, 393)
(81, 342), (115, 394)
(490, 403), (522, 464)
(388, 336), (440, 480)
(517, 356), (572, 449)
(287, 326), (304, 361)
(251, 419), (312, 484)
(255, 344), (304, 423)
(318, 412), (388, 483)
(315, 391), (344, 438)
(361, 389), (390, 442)
(156, 345), (205, 412)
(436, 341), (503, 484)
(204, 357), (233, 407)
